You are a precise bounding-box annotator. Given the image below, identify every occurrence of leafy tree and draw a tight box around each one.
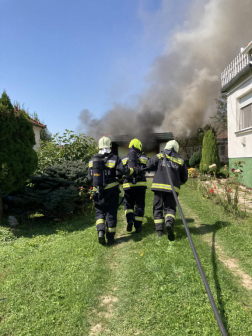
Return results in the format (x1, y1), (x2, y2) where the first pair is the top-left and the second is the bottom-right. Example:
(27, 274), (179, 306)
(189, 149), (202, 167)
(199, 130), (220, 173)
(211, 93), (227, 132)
(36, 130), (97, 175)
(28, 111), (52, 142)
(0, 92), (38, 220)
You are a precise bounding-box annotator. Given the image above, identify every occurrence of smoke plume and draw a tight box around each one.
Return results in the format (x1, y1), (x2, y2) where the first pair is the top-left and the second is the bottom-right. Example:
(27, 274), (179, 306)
(78, 0), (252, 140)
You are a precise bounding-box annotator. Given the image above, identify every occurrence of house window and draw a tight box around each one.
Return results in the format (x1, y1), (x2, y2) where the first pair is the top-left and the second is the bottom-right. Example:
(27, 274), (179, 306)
(240, 103), (252, 130)
(239, 91), (252, 130)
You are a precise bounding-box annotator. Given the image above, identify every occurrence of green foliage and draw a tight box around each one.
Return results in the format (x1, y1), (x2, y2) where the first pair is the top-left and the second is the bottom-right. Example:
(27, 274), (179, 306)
(200, 130), (220, 173)
(29, 111), (52, 142)
(36, 130), (97, 175)
(12, 161), (91, 218)
(211, 93), (227, 132)
(189, 149), (202, 167)
(0, 92), (38, 198)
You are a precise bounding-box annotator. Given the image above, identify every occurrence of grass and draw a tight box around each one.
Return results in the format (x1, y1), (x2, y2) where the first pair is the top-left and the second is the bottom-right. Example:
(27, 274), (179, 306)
(181, 182), (252, 279)
(0, 181), (252, 335)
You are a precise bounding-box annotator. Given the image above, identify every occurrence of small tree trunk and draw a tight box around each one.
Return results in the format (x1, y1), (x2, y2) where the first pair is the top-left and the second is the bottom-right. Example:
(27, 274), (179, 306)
(0, 198), (3, 221)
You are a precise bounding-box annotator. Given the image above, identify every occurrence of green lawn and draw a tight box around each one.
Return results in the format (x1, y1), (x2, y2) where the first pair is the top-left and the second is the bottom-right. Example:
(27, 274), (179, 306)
(1, 181), (252, 335)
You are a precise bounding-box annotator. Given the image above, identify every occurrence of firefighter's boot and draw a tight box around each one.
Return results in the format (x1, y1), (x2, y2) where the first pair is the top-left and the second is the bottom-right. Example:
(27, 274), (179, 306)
(157, 230), (163, 237)
(98, 230), (105, 244)
(166, 224), (175, 241)
(127, 219), (134, 232)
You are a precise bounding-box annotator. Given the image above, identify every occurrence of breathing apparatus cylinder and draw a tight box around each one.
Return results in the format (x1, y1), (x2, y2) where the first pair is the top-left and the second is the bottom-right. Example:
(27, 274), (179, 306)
(92, 154), (105, 190)
(128, 147), (139, 184)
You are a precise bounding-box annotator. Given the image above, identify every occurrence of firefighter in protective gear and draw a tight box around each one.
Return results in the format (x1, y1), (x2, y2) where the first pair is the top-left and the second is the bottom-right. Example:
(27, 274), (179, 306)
(122, 139), (148, 233)
(146, 140), (188, 240)
(88, 136), (136, 245)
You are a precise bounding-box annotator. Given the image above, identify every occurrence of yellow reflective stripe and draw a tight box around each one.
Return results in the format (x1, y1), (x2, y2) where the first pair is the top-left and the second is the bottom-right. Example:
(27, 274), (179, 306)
(166, 156), (183, 165)
(157, 153), (183, 165)
(122, 158), (129, 165)
(125, 209), (134, 215)
(106, 160), (116, 168)
(135, 216), (143, 221)
(154, 219), (164, 223)
(107, 227), (116, 232)
(165, 214), (175, 219)
(96, 219), (105, 225)
(152, 183), (180, 193)
(104, 182), (119, 190)
(129, 168), (134, 176)
(89, 161), (93, 168)
(123, 182), (147, 188)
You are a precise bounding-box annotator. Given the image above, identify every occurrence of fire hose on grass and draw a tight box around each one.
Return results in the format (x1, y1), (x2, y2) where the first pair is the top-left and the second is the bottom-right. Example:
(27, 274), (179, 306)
(162, 152), (228, 336)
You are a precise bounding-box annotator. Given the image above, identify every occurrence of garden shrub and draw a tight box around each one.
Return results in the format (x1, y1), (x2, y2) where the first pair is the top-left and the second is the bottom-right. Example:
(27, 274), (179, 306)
(0, 91), (38, 220)
(36, 130), (97, 175)
(12, 161), (91, 218)
(189, 149), (202, 167)
(199, 130), (220, 173)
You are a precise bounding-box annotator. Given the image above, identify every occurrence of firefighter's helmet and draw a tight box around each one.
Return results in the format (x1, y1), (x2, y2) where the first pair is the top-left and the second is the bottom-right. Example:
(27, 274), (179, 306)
(165, 140), (179, 153)
(98, 136), (112, 149)
(129, 138), (142, 151)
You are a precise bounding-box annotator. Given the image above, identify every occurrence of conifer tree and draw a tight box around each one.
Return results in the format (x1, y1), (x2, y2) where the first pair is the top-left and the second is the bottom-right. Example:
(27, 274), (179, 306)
(189, 149), (202, 167)
(12, 161), (90, 218)
(0, 91), (38, 220)
(199, 130), (220, 173)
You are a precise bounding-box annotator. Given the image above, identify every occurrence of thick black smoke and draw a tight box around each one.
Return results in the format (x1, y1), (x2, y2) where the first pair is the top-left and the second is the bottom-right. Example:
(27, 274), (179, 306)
(78, 0), (252, 140)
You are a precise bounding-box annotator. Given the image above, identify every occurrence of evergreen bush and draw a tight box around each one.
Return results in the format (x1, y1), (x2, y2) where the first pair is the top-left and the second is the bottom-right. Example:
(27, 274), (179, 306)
(189, 149), (202, 167)
(12, 161), (91, 218)
(0, 91), (38, 220)
(199, 130), (220, 173)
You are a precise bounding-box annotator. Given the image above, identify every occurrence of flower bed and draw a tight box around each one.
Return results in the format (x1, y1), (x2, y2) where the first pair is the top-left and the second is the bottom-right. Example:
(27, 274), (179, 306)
(188, 161), (251, 217)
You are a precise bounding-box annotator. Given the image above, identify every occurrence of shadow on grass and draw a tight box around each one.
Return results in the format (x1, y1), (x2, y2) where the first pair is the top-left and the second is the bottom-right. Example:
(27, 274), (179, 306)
(175, 218), (231, 241)
(1, 210), (96, 239)
(175, 218), (231, 333)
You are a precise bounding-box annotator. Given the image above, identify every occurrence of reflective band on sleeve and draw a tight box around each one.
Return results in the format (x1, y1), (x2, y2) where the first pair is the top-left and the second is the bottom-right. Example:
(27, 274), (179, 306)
(96, 219), (105, 225)
(157, 153), (183, 165)
(139, 157), (148, 164)
(152, 183), (180, 193)
(107, 227), (116, 232)
(106, 160), (116, 168)
(154, 219), (164, 224)
(123, 181), (148, 189)
(122, 158), (129, 165)
(125, 209), (134, 215)
(135, 216), (143, 221)
(89, 161), (93, 168)
(129, 168), (134, 176)
(165, 214), (175, 219)
(104, 182), (119, 190)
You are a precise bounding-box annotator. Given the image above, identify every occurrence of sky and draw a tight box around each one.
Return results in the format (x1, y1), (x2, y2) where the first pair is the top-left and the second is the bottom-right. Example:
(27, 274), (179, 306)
(0, 0), (189, 136)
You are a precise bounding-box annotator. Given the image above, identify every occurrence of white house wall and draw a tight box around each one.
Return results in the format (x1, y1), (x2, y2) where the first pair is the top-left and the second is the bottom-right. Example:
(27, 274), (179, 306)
(227, 75), (252, 158)
(33, 125), (42, 151)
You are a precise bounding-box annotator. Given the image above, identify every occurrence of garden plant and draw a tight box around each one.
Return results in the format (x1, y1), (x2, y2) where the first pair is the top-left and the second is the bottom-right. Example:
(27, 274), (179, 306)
(0, 92), (38, 220)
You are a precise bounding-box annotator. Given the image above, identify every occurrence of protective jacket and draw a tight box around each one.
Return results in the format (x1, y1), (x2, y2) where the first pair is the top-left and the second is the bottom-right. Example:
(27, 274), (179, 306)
(121, 152), (148, 190)
(147, 149), (188, 194)
(88, 153), (133, 191)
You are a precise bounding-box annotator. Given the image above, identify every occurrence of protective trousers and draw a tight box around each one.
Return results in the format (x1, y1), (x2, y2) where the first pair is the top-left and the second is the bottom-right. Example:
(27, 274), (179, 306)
(93, 187), (119, 240)
(153, 191), (176, 232)
(124, 187), (146, 230)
